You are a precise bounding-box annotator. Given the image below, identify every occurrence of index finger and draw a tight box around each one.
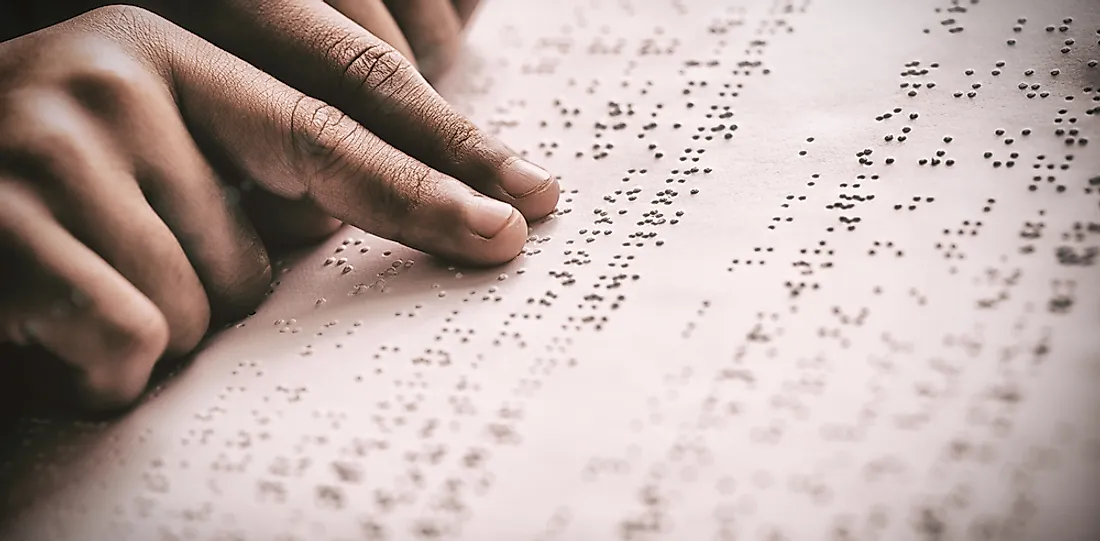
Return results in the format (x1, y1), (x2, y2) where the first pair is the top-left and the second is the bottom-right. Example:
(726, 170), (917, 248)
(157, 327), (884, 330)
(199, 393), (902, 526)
(150, 0), (560, 221)
(118, 9), (530, 266)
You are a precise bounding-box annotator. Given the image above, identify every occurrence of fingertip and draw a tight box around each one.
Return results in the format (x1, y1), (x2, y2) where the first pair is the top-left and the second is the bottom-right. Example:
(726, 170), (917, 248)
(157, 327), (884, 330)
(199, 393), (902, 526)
(498, 158), (561, 220)
(467, 196), (515, 239)
(462, 200), (528, 265)
(513, 174), (560, 221)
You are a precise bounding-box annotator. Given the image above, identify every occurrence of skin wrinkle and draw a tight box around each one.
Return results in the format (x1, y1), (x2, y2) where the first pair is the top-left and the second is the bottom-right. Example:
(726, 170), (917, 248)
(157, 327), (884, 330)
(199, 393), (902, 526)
(91, 6), (170, 75)
(438, 112), (483, 171)
(324, 0), (416, 67)
(353, 47), (410, 99)
(303, 102), (349, 163)
(304, 122), (372, 218)
(389, 160), (435, 244)
(282, 93), (317, 199)
(312, 107), (367, 178)
(292, 99), (367, 203)
(379, 78), (474, 168)
(322, 27), (379, 89)
(336, 41), (423, 124)
(372, 147), (414, 213)
(249, 81), (298, 186)
(307, 8), (402, 98)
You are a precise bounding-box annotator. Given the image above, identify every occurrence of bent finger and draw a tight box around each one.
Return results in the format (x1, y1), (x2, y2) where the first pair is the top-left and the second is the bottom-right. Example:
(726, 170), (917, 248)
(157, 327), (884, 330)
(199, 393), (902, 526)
(4, 91), (211, 357)
(110, 71), (274, 323)
(0, 182), (168, 412)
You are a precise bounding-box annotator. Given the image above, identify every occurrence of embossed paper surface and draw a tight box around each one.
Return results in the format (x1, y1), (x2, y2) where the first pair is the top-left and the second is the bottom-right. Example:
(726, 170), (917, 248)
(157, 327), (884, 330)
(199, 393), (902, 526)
(2, 0), (1099, 540)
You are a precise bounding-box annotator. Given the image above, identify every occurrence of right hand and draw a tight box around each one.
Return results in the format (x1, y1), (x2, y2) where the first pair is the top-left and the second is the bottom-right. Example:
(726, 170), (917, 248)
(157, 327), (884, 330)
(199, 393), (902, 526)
(0, 6), (559, 413)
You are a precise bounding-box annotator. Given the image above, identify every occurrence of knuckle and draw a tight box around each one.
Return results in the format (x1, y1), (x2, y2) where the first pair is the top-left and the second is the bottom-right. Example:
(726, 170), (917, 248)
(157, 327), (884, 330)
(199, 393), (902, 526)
(84, 5), (163, 33)
(101, 301), (170, 364)
(58, 40), (150, 110)
(291, 97), (349, 156)
(339, 38), (415, 94)
(84, 301), (169, 410)
(401, 164), (433, 213)
(381, 163), (437, 240)
(0, 93), (90, 190)
(288, 96), (364, 186)
(73, 6), (176, 76)
(438, 113), (485, 166)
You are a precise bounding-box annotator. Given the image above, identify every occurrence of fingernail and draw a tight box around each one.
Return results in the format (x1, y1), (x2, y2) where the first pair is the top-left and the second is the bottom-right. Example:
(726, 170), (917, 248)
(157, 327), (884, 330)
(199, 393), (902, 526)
(501, 158), (552, 198)
(468, 197), (516, 238)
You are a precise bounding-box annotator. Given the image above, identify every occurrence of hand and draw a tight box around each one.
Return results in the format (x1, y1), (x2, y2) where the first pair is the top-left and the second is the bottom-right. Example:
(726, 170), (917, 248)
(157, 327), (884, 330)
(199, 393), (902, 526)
(134, 0), (532, 192)
(7, 0), (485, 81)
(0, 6), (558, 413)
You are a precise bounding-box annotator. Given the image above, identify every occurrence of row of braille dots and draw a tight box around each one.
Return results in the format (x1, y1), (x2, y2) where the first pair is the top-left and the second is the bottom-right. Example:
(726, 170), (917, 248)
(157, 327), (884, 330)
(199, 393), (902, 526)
(951, 64), (1000, 99)
(1083, 85), (1100, 116)
(680, 300), (711, 338)
(783, 279), (819, 298)
(1051, 107), (1091, 146)
(729, 246), (773, 270)
(1011, 66), (1096, 101)
(317, 237), (400, 277)
(982, 115), (1088, 194)
(932, 215), (988, 265)
(830, 178), (881, 233)
(769, 173), (821, 230)
(1029, 151), (1081, 194)
(552, 100), (739, 161)
(886, 132), (957, 168)
(796, 141), (887, 233)
(1004, 16), (1091, 49)
(899, 60), (940, 97)
(924, 0), (980, 34)
(868, 240), (903, 257)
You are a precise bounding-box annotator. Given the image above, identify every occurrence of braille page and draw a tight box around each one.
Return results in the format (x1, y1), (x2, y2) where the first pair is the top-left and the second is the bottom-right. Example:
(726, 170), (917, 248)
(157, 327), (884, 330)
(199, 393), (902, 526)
(2, 0), (1099, 540)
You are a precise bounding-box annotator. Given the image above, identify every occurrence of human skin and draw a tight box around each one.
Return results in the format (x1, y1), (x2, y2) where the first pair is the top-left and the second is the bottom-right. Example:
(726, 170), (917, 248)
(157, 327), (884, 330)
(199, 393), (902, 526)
(0, 3), (560, 414)
(2, 0), (486, 82)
